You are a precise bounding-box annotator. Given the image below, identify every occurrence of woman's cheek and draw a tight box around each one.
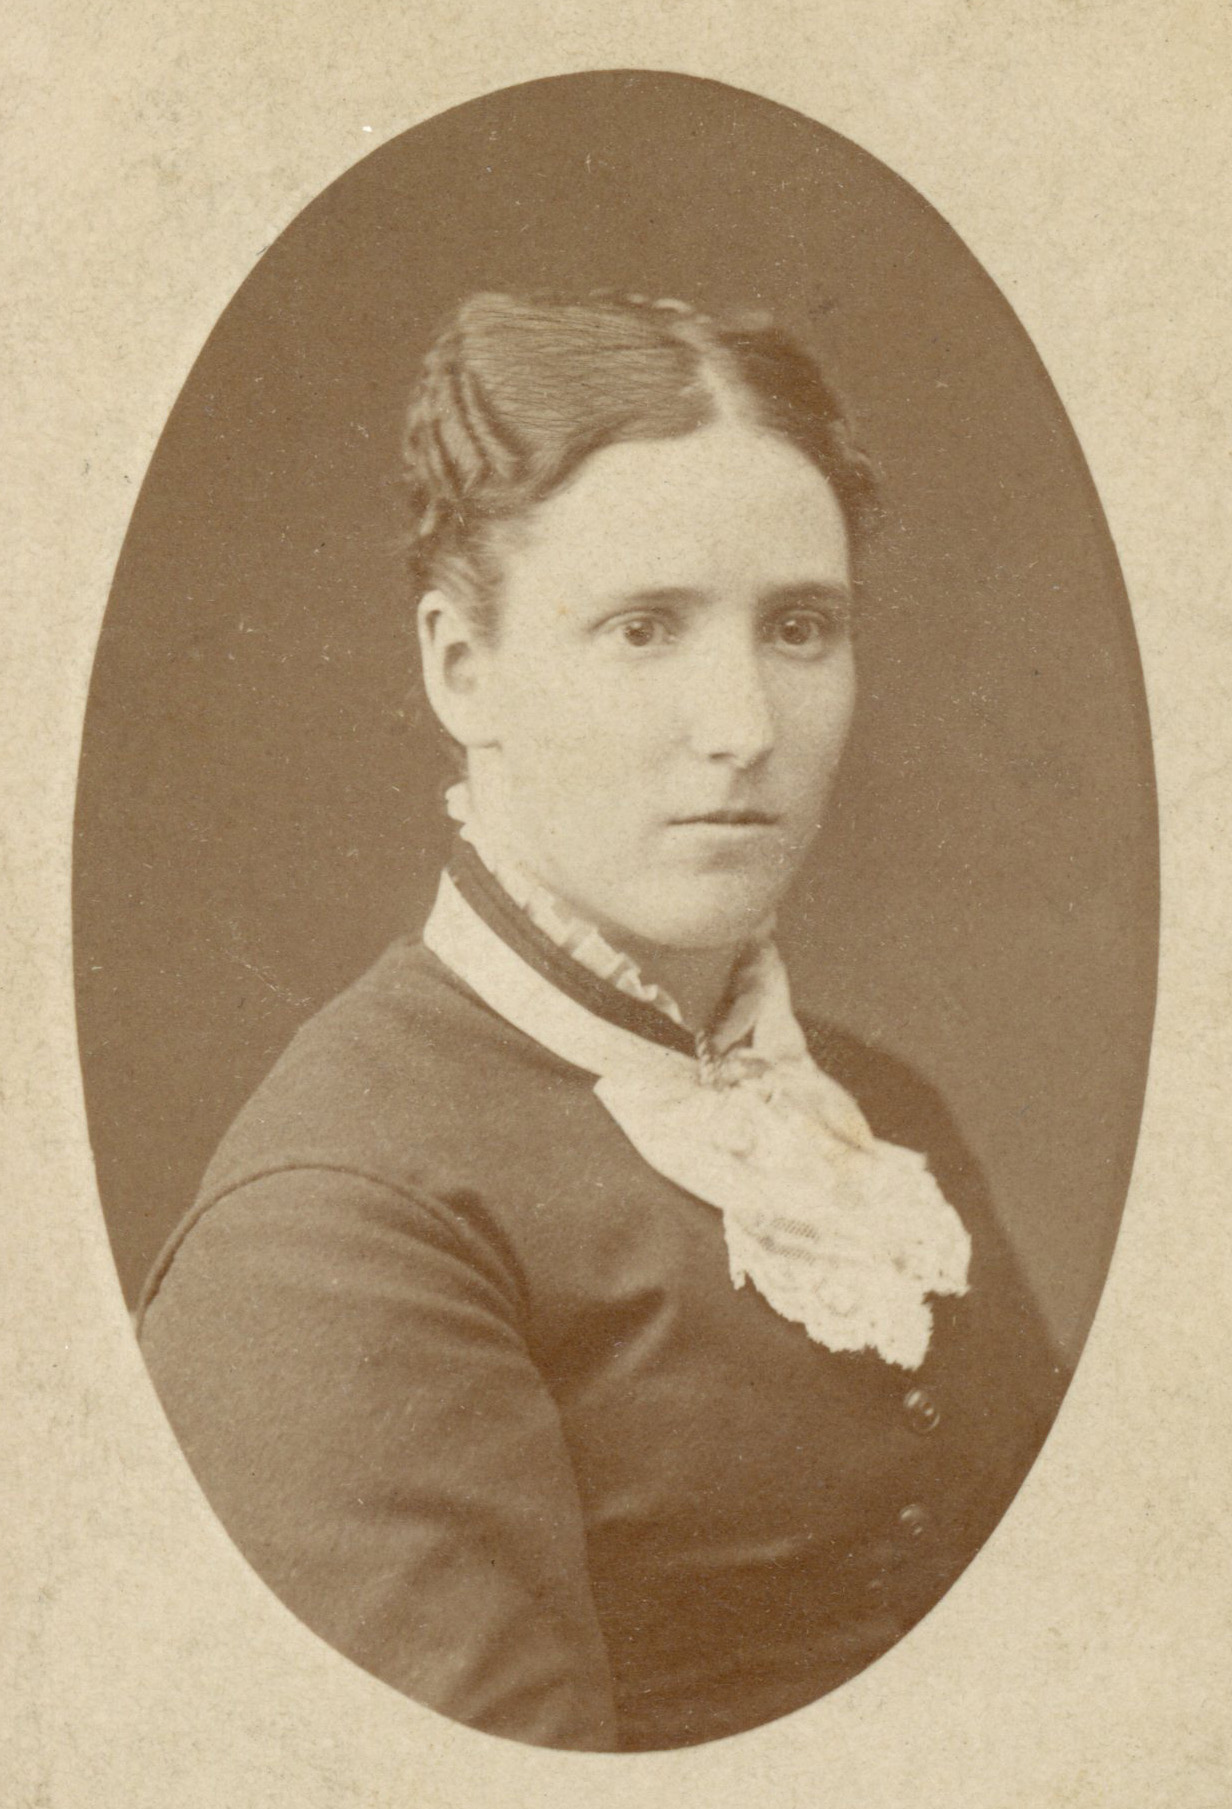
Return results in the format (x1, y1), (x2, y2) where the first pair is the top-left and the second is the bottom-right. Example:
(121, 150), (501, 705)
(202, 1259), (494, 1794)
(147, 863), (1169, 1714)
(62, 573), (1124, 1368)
(792, 662), (855, 761)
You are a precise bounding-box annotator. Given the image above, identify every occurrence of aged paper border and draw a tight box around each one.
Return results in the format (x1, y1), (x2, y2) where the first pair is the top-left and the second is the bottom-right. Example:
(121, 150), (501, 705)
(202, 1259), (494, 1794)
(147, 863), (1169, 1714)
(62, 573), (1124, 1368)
(4, 5), (1229, 1804)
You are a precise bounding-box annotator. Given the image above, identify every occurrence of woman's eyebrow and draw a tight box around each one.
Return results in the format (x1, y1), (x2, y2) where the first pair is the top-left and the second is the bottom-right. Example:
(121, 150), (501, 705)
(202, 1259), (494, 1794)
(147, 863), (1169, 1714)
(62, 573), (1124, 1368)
(595, 586), (704, 611)
(595, 582), (854, 611)
(761, 582), (854, 610)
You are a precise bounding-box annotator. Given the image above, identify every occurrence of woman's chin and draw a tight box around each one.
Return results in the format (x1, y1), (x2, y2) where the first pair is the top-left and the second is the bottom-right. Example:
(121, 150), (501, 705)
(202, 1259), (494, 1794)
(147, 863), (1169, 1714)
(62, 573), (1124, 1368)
(606, 880), (781, 954)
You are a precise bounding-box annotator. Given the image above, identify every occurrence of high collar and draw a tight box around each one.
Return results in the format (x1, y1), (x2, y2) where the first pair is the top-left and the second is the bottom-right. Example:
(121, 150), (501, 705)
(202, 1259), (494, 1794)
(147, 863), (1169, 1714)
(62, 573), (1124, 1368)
(448, 837), (770, 1064)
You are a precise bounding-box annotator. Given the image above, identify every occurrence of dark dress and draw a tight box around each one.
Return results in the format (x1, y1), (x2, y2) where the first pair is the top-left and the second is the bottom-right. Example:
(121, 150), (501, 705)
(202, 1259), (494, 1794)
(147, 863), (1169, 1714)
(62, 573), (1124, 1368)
(137, 847), (1067, 1751)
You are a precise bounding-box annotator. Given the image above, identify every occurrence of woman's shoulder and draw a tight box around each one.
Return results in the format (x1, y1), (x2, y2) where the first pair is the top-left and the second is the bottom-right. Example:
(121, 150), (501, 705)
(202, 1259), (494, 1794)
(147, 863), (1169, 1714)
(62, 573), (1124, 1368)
(803, 1015), (967, 1137)
(204, 933), (568, 1180)
(804, 1014), (1065, 1373)
(799, 1015), (992, 1226)
(135, 932), (593, 1325)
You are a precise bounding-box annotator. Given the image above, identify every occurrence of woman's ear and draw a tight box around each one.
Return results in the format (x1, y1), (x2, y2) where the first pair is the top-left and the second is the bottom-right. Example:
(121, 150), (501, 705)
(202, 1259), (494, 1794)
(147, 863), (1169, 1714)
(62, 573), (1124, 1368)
(417, 589), (500, 748)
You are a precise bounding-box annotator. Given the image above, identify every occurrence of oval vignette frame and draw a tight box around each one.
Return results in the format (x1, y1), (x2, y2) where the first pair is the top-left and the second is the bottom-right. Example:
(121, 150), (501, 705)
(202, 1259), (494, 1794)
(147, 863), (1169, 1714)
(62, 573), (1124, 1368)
(73, 69), (1158, 1743)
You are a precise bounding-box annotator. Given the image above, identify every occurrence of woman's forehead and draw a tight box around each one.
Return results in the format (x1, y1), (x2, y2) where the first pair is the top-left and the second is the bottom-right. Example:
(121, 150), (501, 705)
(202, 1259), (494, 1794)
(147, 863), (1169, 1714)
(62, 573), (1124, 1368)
(501, 420), (850, 598)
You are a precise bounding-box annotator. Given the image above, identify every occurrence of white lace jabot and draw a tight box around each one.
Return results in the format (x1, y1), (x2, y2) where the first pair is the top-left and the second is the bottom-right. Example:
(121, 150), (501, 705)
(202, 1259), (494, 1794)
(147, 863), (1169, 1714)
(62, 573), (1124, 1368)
(428, 784), (971, 1370)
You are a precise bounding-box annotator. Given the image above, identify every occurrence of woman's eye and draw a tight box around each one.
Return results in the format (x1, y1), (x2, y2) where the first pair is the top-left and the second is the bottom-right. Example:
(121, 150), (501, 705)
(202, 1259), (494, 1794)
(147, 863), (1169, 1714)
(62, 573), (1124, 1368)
(615, 615), (671, 649)
(768, 610), (839, 653)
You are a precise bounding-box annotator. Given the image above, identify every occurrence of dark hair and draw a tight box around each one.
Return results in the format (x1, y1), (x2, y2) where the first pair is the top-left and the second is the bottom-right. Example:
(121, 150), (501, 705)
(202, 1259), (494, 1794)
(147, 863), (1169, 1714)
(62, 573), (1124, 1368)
(401, 290), (878, 639)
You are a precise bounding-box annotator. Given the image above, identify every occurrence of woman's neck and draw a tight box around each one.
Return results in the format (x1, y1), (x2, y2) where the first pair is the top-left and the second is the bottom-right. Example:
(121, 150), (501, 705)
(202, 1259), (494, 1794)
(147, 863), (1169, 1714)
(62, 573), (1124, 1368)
(598, 932), (741, 1035)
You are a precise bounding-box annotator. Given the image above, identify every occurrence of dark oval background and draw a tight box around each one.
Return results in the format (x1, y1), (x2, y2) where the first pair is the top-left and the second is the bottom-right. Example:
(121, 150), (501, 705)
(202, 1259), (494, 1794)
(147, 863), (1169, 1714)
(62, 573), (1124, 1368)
(74, 71), (1156, 1367)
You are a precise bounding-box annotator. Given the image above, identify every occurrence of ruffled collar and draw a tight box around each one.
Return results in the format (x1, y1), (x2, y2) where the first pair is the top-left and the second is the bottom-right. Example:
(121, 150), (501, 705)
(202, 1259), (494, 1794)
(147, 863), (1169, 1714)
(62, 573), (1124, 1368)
(424, 810), (972, 1371)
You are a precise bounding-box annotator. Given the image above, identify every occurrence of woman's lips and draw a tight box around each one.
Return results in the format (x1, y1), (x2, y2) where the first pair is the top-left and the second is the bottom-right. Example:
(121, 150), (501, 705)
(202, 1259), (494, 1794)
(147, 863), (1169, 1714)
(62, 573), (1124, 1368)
(667, 811), (784, 853)
(670, 810), (781, 827)
(662, 812), (795, 875)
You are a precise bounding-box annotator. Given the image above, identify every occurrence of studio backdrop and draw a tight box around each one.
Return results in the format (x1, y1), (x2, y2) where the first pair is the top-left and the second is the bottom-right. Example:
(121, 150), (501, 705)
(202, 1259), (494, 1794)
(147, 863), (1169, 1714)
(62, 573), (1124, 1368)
(74, 71), (1156, 1364)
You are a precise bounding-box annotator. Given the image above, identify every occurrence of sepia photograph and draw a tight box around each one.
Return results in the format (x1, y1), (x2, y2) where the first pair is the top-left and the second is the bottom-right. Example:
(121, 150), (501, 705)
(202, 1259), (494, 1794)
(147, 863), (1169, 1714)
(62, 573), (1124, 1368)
(5, 11), (1230, 1806)
(74, 73), (1152, 1752)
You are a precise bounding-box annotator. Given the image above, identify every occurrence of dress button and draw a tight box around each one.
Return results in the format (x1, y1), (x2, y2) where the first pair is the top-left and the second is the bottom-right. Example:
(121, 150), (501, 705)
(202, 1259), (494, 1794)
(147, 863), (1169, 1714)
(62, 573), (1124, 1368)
(898, 1502), (929, 1539)
(903, 1386), (941, 1434)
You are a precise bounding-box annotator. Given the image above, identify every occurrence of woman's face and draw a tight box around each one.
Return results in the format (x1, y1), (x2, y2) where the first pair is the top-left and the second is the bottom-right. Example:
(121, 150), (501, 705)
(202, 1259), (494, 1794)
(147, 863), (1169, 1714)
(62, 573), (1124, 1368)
(458, 416), (857, 952)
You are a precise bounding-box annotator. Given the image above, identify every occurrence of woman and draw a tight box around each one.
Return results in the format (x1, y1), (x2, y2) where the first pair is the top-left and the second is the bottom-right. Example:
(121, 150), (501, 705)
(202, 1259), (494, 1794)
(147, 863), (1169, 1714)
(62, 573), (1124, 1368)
(137, 291), (1065, 1752)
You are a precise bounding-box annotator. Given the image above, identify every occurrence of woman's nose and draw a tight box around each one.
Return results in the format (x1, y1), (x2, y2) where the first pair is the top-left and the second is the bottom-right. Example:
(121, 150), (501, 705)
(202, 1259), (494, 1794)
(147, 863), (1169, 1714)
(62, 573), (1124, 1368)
(684, 640), (776, 767)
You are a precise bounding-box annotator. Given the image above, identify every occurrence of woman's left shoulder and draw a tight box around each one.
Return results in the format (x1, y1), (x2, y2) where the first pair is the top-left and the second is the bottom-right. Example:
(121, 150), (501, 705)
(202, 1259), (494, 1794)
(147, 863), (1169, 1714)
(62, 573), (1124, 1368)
(803, 1014), (1070, 1388)
(800, 1016), (983, 1204)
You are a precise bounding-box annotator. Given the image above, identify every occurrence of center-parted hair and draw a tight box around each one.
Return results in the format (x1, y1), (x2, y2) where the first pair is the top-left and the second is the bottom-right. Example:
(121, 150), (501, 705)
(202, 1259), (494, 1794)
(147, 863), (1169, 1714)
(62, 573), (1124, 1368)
(401, 291), (878, 638)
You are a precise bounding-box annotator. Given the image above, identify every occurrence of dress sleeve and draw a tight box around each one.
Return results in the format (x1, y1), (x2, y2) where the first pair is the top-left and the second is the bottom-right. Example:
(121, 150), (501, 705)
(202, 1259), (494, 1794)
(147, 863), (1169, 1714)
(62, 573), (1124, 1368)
(137, 1165), (618, 1750)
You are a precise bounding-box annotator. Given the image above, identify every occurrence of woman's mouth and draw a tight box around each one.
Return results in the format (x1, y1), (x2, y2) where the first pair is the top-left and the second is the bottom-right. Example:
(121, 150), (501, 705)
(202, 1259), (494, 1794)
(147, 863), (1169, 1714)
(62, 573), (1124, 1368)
(672, 809), (781, 827)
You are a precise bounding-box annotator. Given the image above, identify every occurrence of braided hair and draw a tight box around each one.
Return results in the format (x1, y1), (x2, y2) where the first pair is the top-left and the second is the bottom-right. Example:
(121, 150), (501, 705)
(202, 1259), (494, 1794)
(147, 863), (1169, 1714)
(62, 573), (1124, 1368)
(401, 290), (878, 640)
